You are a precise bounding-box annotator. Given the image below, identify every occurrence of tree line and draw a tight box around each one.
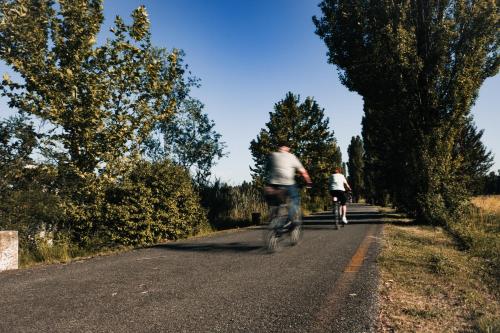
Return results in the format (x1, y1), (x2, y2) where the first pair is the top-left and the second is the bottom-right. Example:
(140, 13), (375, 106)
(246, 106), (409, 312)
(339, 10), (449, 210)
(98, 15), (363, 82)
(314, 0), (498, 224)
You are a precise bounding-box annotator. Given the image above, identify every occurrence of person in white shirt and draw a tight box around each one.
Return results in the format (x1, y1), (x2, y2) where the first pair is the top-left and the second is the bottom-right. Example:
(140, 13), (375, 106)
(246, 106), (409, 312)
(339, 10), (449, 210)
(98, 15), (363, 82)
(267, 144), (312, 224)
(328, 168), (352, 223)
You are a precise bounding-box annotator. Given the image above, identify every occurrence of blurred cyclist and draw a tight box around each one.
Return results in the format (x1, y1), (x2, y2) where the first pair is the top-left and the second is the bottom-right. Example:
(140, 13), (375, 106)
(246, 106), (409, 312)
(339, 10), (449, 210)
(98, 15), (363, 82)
(329, 167), (352, 224)
(266, 143), (312, 225)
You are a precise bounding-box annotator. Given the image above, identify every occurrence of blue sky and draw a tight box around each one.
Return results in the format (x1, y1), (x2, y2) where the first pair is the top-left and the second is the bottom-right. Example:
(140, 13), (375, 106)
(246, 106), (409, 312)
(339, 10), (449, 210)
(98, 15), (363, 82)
(1, 0), (498, 184)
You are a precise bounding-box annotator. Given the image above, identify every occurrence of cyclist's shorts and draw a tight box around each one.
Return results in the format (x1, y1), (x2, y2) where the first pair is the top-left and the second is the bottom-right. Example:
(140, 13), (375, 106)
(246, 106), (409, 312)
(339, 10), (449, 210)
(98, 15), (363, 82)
(329, 190), (347, 205)
(264, 184), (287, 205)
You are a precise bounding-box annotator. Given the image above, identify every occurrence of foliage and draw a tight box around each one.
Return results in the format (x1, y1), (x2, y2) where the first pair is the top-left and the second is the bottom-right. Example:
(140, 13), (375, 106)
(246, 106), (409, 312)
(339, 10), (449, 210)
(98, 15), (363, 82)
(479, 170), (500, 194)
(347, 135), (364, 202)
(145, 97), (227, 185)
(0, 0), (192, 177)
(101, 160), (208, 245)
(0, 165), (64, 255)
(314, 0), (499, 223)
(250, 92), (342, 200)
(0, 2), (214, 257)
(199, 180), (268, 229)
(450, 196), (500, 286)
(0, 115), (61, 252)
(0, 115), (38, 185)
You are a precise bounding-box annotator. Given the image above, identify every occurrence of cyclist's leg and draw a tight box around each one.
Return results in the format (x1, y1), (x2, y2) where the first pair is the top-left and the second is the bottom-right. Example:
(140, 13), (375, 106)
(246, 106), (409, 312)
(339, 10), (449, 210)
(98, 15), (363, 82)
(341, 205), (347, 216)
(340, 191), (348, 222)
(286, 184), (300, 225)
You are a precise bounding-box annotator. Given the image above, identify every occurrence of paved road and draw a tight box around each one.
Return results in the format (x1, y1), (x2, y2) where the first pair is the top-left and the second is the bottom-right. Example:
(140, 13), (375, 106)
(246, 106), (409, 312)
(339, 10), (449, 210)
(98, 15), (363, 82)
(0, 203), (383, 333)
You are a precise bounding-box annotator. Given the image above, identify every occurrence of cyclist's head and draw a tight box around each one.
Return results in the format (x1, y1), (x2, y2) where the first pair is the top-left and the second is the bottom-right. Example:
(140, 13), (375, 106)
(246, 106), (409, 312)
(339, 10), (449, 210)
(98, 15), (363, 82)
(276, 139), (290, 151)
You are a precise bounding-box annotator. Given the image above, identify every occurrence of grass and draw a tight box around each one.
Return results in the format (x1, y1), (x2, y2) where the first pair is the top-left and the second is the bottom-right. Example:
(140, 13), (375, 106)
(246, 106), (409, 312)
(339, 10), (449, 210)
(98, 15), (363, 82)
(19, 238), (134, 268)
(449, 195), (500, 286)
(378, 204), (500, 333)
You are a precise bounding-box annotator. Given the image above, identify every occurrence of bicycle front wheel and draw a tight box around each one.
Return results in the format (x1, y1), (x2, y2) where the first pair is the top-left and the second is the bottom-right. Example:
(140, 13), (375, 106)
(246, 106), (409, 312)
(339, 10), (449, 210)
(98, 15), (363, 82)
(290, 224), (301, 245)
(264, 216), (286, 253)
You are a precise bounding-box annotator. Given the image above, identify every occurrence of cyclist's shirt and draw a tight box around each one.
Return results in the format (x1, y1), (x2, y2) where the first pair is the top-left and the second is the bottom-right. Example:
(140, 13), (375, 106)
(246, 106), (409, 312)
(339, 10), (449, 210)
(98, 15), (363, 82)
(268, 151), (304, 185)
(329, 173), (347, 191)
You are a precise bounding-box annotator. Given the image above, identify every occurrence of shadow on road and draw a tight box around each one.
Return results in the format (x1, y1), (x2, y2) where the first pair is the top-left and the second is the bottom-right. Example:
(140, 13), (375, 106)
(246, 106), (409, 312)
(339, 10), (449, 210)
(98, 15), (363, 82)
(155, 242), (262, 253)
(308, 213), (384, 219)
(302, 211), (385, 225)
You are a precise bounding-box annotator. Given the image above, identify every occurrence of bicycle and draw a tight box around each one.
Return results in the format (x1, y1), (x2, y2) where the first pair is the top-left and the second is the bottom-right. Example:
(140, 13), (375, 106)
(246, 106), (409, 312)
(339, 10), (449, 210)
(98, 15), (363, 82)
(263, 187), (302, 253)
(332, 195), (343, 230)
(331, 190), (351, 229)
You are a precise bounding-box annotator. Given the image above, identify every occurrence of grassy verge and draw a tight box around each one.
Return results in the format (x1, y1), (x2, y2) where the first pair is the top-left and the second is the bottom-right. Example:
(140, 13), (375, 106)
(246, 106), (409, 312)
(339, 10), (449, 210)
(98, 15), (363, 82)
(378, 211), (500, 332)
(19, 239), (135, 269)
(449, 196), (500, 285)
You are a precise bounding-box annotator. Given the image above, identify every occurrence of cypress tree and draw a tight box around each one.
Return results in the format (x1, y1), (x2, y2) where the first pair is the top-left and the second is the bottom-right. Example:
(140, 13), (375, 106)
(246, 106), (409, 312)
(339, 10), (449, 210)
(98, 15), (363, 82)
(347, 135), (364, 203)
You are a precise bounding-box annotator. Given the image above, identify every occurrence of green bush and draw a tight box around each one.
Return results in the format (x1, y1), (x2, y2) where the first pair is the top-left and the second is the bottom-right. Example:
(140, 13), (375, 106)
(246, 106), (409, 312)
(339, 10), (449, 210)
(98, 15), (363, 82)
(1, 160), (210, 265)
(101, 160), (208, 245)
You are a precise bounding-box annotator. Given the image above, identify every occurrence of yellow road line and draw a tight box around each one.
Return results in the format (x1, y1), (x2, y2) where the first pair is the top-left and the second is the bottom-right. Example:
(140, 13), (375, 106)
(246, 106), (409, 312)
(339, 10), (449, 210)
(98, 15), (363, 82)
(311, 224), (379, 332)
(344, 226), (377, 273)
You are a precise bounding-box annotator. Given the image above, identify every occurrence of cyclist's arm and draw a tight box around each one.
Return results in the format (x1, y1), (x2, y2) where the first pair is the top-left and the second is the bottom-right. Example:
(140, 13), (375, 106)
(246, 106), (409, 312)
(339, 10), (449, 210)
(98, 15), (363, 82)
(299, 168), (312, 184)
(344, 180), (352, 191)
(343, 174), (352, 191)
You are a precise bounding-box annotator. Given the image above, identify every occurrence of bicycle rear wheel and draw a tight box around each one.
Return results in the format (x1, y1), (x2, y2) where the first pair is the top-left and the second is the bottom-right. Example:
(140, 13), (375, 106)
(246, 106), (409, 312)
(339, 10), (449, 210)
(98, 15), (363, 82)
(333, 202), (340, 229)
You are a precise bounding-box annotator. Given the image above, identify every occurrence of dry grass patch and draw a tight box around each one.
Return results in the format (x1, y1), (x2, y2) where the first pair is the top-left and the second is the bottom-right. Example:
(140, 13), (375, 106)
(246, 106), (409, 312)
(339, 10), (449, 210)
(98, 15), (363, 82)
(378, 223), (500, 333)
(472, 195), (500, 215)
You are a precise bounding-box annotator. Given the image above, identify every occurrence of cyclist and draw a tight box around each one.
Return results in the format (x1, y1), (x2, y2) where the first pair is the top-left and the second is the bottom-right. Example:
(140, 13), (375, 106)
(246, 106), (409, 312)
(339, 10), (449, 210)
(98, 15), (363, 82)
(265, 143), (312, 226)
(329, 167), (352, 224)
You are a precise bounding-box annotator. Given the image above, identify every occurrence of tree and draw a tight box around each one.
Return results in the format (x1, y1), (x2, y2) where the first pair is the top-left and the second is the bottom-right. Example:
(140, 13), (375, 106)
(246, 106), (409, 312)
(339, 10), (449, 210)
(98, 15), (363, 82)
(0, 115), (38, 187)
(0, 1), (191, 178)
(347, 135), (364, 203)
(0, 1), (205, 245)
(0, 115), (64, 251)
(455, 118), (493, 193)
(314, 0), (499, 223)
(250, 92), (342, 199)
(145, 97), (227, 185)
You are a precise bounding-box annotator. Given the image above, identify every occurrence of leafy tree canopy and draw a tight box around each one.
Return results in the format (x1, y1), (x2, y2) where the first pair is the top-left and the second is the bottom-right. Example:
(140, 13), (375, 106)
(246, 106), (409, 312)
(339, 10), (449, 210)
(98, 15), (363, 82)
(145, 97), (227, 184)
(0, 0), (193, 179)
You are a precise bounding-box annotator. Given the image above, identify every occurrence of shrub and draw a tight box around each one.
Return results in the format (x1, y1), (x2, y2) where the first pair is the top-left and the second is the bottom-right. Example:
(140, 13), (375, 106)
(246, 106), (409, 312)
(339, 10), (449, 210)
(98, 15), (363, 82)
(0, 166), (65, 257)
(101, 160), (208, 245)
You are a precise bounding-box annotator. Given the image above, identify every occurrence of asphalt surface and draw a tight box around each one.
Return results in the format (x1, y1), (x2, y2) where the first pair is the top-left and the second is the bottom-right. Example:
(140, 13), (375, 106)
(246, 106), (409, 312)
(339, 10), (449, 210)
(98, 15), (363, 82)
(0, 203), (383, 333)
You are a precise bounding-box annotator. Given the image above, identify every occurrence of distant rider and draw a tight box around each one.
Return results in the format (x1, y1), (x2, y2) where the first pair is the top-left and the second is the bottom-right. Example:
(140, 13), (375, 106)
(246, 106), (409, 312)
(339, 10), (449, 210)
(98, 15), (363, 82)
(266, 143), (312, 225)
(328, 168), (352, 224)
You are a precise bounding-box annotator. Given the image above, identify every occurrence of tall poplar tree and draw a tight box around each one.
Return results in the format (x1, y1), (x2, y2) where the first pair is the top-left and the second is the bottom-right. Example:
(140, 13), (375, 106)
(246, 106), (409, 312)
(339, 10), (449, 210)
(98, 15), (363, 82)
(314, 0), (498, 223)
